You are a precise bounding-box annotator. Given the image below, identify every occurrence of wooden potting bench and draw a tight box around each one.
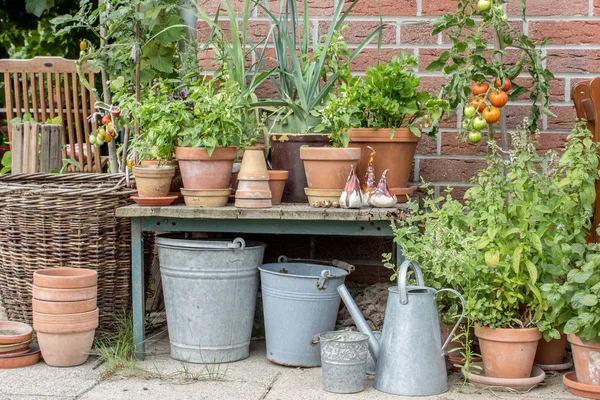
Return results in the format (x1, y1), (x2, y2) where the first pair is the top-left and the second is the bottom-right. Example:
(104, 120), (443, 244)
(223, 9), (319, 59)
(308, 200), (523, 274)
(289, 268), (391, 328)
(116, 203), (410, 359)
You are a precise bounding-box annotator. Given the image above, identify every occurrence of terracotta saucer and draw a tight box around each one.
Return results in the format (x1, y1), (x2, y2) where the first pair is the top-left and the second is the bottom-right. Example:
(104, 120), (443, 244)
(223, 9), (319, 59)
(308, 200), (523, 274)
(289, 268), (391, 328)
(0, 344), (41, 369)
(0, 340), (32, 354)
(131, 195), (178, 206)
(462, 362), (546, 391)
(538, 356), (574, 372)
(564, 371), (600, 399)
(0, 321), (33, 345)
(0, 347), (30, 357)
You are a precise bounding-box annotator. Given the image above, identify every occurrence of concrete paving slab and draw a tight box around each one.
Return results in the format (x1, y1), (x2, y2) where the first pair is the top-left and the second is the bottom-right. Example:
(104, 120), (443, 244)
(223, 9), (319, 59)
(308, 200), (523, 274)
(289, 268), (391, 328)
(79, 378), (268, 400)
(0, 396), (76, 400)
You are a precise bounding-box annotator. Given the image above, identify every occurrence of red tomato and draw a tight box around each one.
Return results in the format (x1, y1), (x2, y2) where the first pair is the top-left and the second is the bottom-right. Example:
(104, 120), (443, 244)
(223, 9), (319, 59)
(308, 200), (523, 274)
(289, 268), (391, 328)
(495, 78), (512, 92)
(482, 106), (501, 124)
(489, 90), (508, 108)
(101, 115), (111, 125)
(472, 82), (490, 96)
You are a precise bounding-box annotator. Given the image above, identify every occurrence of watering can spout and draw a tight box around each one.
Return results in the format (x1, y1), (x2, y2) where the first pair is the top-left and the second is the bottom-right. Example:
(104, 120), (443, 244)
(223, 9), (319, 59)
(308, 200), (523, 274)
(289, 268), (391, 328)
(337, 284), (380, 361)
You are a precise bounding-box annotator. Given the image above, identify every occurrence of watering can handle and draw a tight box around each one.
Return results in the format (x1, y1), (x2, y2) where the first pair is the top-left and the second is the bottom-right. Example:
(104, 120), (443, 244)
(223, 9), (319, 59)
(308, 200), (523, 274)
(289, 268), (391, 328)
(398, 260), (425, 305)
(436, 288), (467, 354)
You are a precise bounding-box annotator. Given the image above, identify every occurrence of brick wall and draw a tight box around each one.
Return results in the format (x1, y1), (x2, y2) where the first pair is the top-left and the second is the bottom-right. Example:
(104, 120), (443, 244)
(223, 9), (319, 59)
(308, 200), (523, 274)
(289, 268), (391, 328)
(197, 0), (599, 195)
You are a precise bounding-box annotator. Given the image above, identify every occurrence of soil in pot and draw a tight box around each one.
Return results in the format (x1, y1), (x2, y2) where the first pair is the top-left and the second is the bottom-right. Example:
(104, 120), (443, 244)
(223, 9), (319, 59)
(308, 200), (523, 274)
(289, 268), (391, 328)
(269, 133), (329, 203)
(175, 147), (237, 190)
(299, 147), (361, 190)
(534, 334), (568, 366)
(347, 128), (420, 191)
(268, 170), (288, 205)
(133, 165), (176, 198)
(568, 334), (600, 386)
(33, 268), (97, 289)
(475, 325), (541, 379)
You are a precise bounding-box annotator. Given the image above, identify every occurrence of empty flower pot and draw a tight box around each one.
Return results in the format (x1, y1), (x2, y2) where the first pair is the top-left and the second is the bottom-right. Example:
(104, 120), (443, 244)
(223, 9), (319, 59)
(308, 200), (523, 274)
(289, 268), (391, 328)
(33, 268), (97, 289)
(33, 285), (97, 302)
(32, 298), (97, 314)
(33, 308), (98, 367)
(268, 171), (288, 205)
(238, 149), (269, 180)
(132, 165), (176, 198)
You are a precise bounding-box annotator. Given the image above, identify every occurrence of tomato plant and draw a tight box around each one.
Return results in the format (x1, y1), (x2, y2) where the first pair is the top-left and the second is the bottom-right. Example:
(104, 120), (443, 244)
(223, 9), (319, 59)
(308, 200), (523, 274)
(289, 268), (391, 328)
(464, 105), (476, 118)
(495, 78), (512, 92)
(469, 96), (486, 112)
(482, 106), (501, 124)
(468, 130), (482, 144)
(472, 116), (487, 130)
(471, 82), (489, 96)
(489, 90), (508, 108)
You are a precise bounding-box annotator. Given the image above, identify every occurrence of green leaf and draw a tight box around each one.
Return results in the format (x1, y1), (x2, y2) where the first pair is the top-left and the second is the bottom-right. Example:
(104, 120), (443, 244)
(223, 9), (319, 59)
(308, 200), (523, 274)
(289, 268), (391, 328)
(579, 294), (598, 307)
(425, 51), (450, 72)
(513, 246), (523, 273)
(26, 0), (54, 17)
(564, 318), (580, 335)
(568, 269), (593, 284)
(530, 233), (543, 255)
(485, 249), (500, 268)
(525, 260), (538, 284)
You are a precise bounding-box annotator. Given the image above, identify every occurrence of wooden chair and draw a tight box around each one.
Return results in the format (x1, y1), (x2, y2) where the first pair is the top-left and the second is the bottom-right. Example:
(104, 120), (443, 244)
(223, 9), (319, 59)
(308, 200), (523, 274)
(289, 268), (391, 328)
(0, 57), (103, 173)
(572, 78), (600, 242)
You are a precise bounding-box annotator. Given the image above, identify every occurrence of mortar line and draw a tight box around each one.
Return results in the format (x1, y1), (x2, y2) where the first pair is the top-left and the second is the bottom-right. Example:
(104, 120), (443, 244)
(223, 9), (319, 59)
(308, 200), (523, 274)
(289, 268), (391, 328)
(74, 379), (102, 400)
(259, 371), (282, 400)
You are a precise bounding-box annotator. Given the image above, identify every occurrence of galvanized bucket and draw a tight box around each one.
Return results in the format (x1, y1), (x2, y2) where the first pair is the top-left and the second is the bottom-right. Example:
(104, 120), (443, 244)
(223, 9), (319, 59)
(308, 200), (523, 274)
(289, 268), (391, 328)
(156, 234), (266, 363)
(317, 331), (369, 393)
(258, 257), (353, 367)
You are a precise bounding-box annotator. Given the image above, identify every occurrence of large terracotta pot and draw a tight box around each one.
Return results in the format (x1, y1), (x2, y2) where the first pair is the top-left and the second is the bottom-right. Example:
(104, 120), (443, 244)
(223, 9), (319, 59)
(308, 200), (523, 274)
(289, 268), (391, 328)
(568, 334), (600, 386)
(475, 325), (541, 379)
(33, 268), (97, 289)
(534, 334), (568, 365)
(33, 308), (98, 367)
(33, 285), (97, 302)
(175, 147), (237, 190)
(347, 128), (420, 194)
(140, 159), (182, 193)
(268, 170), (288, 205)
(132, 165), (175, 197)
(32, 298), (97, 314)
(269, 133), (329, 203)
(299, 147), (361, 190)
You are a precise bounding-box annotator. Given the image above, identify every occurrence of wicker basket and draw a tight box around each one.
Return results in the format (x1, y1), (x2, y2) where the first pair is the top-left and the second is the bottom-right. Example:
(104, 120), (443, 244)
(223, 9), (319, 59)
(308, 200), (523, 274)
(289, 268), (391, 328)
(0, 173), (137, 333)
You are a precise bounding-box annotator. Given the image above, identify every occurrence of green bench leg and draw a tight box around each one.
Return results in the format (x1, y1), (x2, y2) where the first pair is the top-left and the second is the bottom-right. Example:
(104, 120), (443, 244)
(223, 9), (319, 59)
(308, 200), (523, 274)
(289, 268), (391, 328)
(131, 218), (145, 360)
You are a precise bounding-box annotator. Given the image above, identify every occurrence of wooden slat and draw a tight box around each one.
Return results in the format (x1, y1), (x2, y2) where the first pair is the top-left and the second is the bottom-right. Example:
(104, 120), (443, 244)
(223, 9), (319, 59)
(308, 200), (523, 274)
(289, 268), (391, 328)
(21, 72), (29, 116)
(38, 72), (47, 122)
(62, 73), (78, 172)
(46, 72), (55, 119)
(39, 125), (51, 173)
(54, 72), (67, 164)
(23, 122), (38, 173)
(71, 72), (86, 172)
(30, 72), (40, 122)
(89, 72), (102, 173)
(11, 124), (23, 174)
(80, 79), (94, 173)
(3, 72), (14, 141)
(12, 72), (22, 118)
(49, 125), (63, 171)
(0, 57), (96, 73)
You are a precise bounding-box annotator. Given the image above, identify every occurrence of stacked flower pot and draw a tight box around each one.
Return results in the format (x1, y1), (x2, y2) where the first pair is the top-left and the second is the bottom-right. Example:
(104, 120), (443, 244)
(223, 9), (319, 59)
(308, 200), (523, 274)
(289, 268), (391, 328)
(235, 149), (272, 208)
(32, 268), (98, 367)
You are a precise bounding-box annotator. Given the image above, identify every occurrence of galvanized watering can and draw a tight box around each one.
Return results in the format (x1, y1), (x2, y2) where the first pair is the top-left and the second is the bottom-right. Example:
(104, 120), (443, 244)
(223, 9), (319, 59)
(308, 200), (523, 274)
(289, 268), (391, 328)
(337, 260), (466, 396)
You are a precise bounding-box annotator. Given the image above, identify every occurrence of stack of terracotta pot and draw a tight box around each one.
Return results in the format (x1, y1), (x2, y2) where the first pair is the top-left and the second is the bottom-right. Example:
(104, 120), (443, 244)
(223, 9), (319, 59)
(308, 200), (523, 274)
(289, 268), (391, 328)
(32, 268), (98, 367)
(235, 149), (272, 208)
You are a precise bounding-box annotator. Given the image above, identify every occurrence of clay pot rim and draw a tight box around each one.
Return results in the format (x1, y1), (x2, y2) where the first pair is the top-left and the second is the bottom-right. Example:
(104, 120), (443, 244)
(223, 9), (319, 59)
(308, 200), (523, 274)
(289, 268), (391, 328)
(32, 298), (97, 314)
(299, 146), (361, 161)
(33, 308), (99, 333)
(175, 146), (237, 161)
(181, 188), (231, 197)
(347, 128), (422, 143)
(475, 325), (542, 343)
(0, 322), (33, 345)
(237, 174), (270, 181)
(564, 371), (600, 397)
(462, 362), (545, 388)
(304, 188), (343, 196)
(132, 165), (176, 177)
(567, 334), (600, 348)
(33, 268), (97, 289)
(268, 170), (289, 180)
(390, 186), (417, 195)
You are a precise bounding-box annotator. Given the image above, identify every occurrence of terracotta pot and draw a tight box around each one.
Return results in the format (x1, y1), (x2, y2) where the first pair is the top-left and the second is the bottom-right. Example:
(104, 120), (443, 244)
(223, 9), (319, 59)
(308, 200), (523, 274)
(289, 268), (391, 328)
(33, 308), (99, 334)
(564, 371), (600, 399)
(304, 188), (342, 207)
(299, 147), (361, 190)
(140, 159), (182, 193)
(268, 171), (288, 205)
(235, 180), (272, 199)
(37, 331), (95, 367)
(568, 334), (600, 386)
(238, 149), (269, 180)
(33, 285), (96, 302)
(175, 146), (237, 190)
(133, 165), (175, 198)
(534, 334), (567, 366)
(33, 268), (97, 289)
(32, 298), (97, 314)
(181, 188), (231, 208)
(475, 325), (541, 379)
(269, 133), (329, 203)
(348, 128), (420, 191)
(0, 321), (33, 345)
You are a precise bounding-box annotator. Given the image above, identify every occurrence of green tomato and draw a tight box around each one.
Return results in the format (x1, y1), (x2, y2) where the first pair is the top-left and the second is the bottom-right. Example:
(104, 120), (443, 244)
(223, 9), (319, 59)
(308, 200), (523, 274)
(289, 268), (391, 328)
(473, 116), (487, 130)
(462, 119), (472, 130)
(469, 131), (482, 144)
(464, 106), (476, 118)
(501, 14), (508, 21)
(478, 0), (492, 12)
(89, 134), (97, 145)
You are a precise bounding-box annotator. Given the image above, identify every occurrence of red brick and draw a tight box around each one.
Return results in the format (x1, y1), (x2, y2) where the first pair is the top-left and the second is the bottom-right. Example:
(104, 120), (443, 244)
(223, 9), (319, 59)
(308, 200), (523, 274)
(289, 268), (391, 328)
(502, 105), (542, 130)
(198, 48), (218, 70)
(349, 48), (411, 71)
(257, 0), (335, 16)
(441, 21), (522, 44)
(546, 105), (578, 130)
(547, 50), (600, 74)
(506, 0), (588, 15)
(417, 48), (446, 71)
(512, 77), (565, 102)
(416, 136), (437, 155)
(529, 21), (600, 45)
(418, 76), (447, 96)
(419, 158), (486, 182)
(318, 21), (396, 45)
(421, 0), (457, 16)
(441, 131), (489, 156)
(255, 79), (280, 99)
(344, 0), (417, 16)
(536, 133), (569, 153)
(197, 0), (246, 15)
(596, 0), (600, 15)
(440, 185), (472, 203)
(401, 21), (437, 44)
(197, 20), (273, 43)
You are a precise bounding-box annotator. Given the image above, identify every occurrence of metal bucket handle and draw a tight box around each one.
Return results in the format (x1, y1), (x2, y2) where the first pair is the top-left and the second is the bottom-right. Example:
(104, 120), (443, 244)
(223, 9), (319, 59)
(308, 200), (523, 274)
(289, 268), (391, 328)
(276, 255), (355, 274)
(398, 260), (425, 305)
(227, 237), (247, 263)
(436, 288), (467, 354)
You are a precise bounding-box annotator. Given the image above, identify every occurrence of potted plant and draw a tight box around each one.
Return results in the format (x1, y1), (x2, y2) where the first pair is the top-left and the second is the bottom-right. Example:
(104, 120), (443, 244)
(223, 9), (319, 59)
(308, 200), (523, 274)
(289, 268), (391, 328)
(318, 53), (447, 200)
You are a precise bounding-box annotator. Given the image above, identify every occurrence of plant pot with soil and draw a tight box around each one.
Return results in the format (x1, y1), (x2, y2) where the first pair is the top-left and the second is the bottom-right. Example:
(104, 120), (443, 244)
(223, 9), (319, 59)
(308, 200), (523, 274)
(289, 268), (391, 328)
(317, 53), (447, 203)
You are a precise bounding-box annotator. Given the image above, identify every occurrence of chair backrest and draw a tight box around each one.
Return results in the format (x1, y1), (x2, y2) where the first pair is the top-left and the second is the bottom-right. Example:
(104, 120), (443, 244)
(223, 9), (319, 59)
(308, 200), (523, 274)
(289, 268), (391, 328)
(0, 57), (102, 173)
(572, 78), (600, 243)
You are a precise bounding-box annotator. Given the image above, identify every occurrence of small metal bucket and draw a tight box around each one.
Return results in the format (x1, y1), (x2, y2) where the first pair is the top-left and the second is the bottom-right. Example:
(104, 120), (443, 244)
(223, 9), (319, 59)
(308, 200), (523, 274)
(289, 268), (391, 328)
(316, 331), (369, 393)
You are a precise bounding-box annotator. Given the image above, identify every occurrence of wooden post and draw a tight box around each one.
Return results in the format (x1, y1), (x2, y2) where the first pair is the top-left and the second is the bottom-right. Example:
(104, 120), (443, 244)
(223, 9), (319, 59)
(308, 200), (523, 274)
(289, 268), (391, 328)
(40, 124), (63, 172)
(11, 124), (24, 174)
